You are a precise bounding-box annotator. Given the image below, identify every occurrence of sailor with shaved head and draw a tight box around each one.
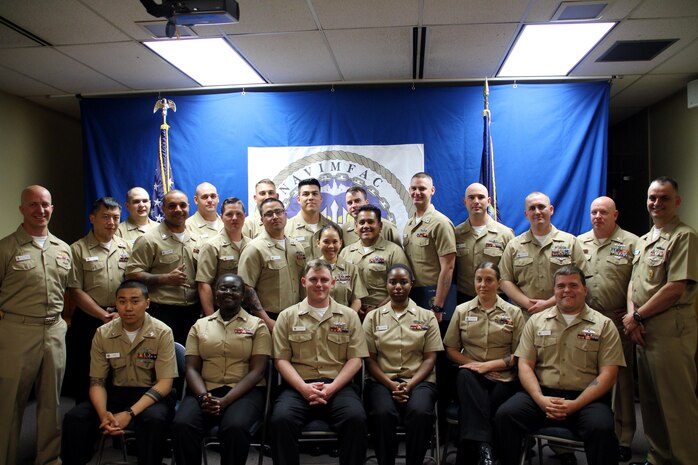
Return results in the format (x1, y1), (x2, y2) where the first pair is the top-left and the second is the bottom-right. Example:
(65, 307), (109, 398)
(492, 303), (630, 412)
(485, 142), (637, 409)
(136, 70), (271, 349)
(117, 186), (157, 246)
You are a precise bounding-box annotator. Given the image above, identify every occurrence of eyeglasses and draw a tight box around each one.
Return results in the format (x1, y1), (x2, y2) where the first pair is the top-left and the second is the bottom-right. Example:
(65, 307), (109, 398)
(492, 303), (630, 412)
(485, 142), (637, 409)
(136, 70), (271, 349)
(262, 208), (286, 219)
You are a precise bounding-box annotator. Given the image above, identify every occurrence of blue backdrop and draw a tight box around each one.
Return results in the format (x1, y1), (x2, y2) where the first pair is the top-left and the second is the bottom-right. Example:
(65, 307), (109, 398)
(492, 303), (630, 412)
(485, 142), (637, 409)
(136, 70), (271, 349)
(81, 81), (609, 235)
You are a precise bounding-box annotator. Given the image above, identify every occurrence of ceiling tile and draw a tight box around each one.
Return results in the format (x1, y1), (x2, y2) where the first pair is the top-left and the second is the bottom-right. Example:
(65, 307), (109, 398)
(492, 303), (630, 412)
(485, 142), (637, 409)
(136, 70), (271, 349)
(630, 0), (698, 18)
(0, 0), (130, 45)
(423, 0), (527, 24)
(58, 42), (199, 90)
(0, 47), (128, 94)
(652, 39), (698, 74)
(24, 95), (82, 120)
(313, 0), (418, 29)
(424, 24), (518, 78)
(610, 73), (694, 108)
(0, 65), (64, 96)
(231, 32), (341, 83)
(610, 74), (641, 96)
(525, 0), (641, 22)
(325, 28), (412, 80)
(217, 0), (317, 34)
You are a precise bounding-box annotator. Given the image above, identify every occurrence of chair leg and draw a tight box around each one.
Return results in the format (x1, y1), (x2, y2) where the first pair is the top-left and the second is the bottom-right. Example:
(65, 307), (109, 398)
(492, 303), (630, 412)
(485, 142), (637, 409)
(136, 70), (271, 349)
(434, 414), (441, 465)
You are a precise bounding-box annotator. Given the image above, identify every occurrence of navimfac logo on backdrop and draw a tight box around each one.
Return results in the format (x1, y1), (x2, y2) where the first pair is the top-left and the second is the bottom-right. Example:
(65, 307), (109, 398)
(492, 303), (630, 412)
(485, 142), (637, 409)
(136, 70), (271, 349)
(248, 145), (423, 233)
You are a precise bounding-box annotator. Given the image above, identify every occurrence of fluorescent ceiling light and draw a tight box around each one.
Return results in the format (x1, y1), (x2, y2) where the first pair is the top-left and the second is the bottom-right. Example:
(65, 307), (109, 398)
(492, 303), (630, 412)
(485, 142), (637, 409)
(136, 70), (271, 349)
(498, 22), (615, 77)
(144, 37), (265, 86)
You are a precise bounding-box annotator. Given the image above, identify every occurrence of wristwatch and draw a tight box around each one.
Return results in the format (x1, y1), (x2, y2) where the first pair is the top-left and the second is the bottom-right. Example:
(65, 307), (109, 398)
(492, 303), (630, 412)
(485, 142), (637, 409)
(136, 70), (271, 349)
(431, 304), (444, 314)
(126, 408), (136, 420)
(633, 310), (643, 324)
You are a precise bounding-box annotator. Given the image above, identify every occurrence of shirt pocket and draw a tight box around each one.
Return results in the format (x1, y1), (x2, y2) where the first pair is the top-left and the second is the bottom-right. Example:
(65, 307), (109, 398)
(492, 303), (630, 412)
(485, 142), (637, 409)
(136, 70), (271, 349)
(218, 256), (238, 272)
(83, 261), (106, 291)
(12, 259), (37, 272)
(534, 336), (557, 358)
(158, 253), (181, 266)
(288, 332), (312, 360)
(265, 258), (288, 272)
(483, 247), (504, 258)
(366, 263), (387, 289)
(643, 255), (665, 284)
(514, 256), (533, 268)
(605, 255), (629, 266)
(327, 333), (350, 361)
(572, 338), (599, 374)
(549, 256), (572, 266)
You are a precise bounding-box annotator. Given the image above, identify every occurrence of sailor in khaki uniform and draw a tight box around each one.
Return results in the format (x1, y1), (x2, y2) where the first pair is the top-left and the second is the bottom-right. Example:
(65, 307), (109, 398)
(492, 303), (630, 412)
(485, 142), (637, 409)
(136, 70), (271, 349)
(172, 274), (271, 465)
(0, 185), (71, 465)
(444, 262), (524, 465)
(363, 264), (443, 465)
(62, 280), (178, 465)
(270, 260), (369, 465)
(342, 185), (401, 247)
(455, 183), (514, 303)
(285, 178), (339, 260)
(238, 198), (306, 329)
(577, 196), (639, 460)
(116, 187), (157, 246)
(500, 192), (588, 318)
(340, 205), (409, 314)
(196, 197), (250, 316)
(495, 266), (625, 465)
(623, 177), (698, 465)
(67, 197), (130, 402)
(243, 178), (279, 239)
(126, 190), (199, 344)
(186, 182), (223, 244)
(402, 172), (456, 321)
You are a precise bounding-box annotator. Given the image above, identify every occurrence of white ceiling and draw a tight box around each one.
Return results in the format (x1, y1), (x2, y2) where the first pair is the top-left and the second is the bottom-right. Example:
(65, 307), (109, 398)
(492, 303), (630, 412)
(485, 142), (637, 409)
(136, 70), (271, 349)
(0, 0), (696, 124)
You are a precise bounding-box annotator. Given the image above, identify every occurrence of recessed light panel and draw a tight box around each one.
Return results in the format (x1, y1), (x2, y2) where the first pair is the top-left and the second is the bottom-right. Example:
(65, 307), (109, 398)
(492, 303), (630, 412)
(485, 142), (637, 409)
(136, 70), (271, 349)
(144, 37), (265, 86)
(498, 22), (616, 77)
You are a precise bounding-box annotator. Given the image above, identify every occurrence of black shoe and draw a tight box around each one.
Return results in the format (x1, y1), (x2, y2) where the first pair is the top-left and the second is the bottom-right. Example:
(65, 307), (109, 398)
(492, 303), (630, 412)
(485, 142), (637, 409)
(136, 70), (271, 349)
(478, 443), (494, 465)
(629, 462), (653, 465)
(618, 446), (632, 462)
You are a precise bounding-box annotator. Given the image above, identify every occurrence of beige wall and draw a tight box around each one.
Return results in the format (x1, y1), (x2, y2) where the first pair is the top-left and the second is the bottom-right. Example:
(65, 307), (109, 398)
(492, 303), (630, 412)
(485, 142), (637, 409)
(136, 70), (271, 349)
(649, 89), (698, 230)
(0, 92), (83, 242)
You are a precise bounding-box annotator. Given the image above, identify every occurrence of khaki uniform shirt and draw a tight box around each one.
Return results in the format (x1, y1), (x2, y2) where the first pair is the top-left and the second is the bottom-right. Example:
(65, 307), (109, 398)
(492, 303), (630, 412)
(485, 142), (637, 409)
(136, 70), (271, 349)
(455, 217), (514, 297)
(443, 296), (524, 382)
(578, 226), (640, 315)
(195, 232), (249, 285)
(339, 237), (410, 307)
(329, 258), (368, 308)
(186, 211), (223, 244)
(90, 313), (178, 387)
(125, 222), (198, 305)
(515, 304), (625, 391)
(0, 226), (71, 318)
(237, 231), (306, 314)
(341, 218), (402, 247)
(500, 226), (589, 303)
(68, 231), (131, 307)
(185, 308), (271, 391)
(285, 214), (337, 260)
(403, 204), (457, 287)
(116, 217), (158, 246)
(273, 298), (368, 380)
(631, 216), (698, 309)
(242, 211), (263, 239)
(363, 299), (443, 383)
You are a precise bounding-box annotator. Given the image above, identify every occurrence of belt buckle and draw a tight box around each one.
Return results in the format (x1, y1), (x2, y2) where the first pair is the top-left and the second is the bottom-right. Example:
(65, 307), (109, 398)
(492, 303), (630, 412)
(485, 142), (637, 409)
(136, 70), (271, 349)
(44, 316), (57, 325)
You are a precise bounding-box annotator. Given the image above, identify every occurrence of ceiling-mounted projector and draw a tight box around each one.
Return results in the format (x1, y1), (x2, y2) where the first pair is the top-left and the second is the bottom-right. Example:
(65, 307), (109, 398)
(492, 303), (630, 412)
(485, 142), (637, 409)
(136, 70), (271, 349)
(141, 0), (240, 26)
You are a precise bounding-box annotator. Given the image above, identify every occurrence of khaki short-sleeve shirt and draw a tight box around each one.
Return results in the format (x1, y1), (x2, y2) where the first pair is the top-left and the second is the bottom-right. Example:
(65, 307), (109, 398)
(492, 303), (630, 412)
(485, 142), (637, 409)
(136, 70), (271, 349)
(402, 204), (457, 287)
(285, 214), (338, 260)
(185, 308), (271, 391)
(339, 237), (410, 307)
(272, 299), (368, 380)
(125, 222), (198, 305)
(362, 299), (443, 383)
(500, 226), (589, 304)
(578, 226), (639, 315)
(631, 216), (698, 309)
(242, 212), (263, 239)
(90, 314), (178, 387)
(515, 304), (625, 391)
(195, 232), (249, 284)
(455, 217), (514, 296)
(186, 211), (223, 244)
(68, 231), (131, 307)
(342, 218), (402, 247)
(237, 231), (306, 314)
(0, 226), (71, 318)
(329, 258), (368, 308)
(443, 296), (524, 382)
(116, 217), (158, 247)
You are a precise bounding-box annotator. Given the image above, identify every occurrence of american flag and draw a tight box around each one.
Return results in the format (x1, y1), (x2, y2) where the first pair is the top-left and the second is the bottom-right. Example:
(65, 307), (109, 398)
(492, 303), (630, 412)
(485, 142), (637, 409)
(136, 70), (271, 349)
(150, 98), (176, 222)
(479, 79), (500, 222)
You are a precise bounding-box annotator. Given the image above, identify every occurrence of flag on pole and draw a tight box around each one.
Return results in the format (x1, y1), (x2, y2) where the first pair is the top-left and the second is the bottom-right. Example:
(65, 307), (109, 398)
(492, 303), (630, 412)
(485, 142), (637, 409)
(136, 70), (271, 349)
(479, 78), (500, 222)
(150, 98), (176, 222)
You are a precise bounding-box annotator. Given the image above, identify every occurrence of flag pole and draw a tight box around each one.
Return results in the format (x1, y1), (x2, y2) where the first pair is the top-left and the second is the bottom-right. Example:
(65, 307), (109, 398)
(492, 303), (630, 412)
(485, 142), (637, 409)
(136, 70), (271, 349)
(151, 98), (176, 222)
